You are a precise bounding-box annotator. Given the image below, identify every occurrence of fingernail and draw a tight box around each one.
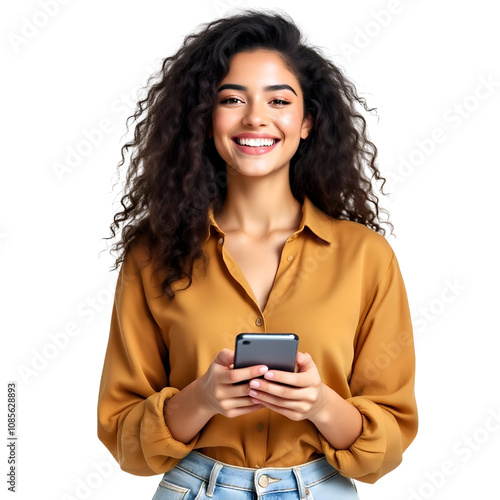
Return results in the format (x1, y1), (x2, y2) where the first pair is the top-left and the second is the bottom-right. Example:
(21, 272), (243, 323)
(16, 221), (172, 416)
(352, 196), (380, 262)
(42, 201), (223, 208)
(249, 380), (260, 388)
(259, 366), (268, 374)
(249, 389), (258, 397)
(264, 371), (274, 379)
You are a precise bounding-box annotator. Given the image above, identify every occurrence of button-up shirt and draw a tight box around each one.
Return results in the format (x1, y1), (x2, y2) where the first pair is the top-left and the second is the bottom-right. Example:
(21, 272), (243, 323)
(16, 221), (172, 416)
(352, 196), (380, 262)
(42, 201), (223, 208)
(97, 195), (418, 484)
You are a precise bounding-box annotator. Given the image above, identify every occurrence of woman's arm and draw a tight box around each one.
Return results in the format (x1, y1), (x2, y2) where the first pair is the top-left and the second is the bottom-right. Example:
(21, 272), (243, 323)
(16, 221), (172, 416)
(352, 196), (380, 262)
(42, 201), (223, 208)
(97, 251), (197, 476)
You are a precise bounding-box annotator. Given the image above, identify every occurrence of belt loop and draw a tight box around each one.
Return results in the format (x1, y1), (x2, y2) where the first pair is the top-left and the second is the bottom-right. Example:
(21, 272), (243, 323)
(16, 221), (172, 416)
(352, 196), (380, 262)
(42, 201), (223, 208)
(206, 462), (223, 497)
(292, 467), (307, 500)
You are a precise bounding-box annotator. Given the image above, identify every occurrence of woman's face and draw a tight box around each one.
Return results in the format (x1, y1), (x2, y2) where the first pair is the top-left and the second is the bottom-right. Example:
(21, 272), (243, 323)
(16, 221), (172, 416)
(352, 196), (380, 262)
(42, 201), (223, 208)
(211, 49), (312, 178)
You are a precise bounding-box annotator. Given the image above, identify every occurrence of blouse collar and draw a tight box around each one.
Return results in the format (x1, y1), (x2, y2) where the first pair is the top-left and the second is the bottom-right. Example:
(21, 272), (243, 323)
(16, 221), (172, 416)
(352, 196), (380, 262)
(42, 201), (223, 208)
(203, 195), (334, 245)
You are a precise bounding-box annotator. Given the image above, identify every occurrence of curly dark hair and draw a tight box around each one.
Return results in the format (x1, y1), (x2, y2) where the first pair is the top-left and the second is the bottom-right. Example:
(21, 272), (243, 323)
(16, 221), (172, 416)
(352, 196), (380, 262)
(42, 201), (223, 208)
(105, 9), (392, 300)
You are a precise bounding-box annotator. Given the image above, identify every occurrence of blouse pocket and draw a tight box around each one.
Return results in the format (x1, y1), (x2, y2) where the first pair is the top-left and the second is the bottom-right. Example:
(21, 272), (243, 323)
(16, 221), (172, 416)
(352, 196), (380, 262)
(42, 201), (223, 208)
(152, 478), (191, 500)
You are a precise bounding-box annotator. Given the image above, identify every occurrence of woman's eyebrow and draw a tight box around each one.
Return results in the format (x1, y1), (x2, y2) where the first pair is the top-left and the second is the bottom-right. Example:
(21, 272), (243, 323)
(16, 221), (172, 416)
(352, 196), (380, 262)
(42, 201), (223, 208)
(217, 83), (297, 96)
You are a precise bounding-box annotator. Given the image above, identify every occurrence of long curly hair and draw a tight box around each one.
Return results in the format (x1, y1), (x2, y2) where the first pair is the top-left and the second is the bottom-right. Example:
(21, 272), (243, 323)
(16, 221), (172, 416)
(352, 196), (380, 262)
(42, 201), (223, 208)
(105, 9), (392, 300)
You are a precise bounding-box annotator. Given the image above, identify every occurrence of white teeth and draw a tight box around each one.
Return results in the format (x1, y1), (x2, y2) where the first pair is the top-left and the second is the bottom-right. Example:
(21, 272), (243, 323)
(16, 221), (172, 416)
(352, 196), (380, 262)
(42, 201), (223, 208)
(235, 138), (277, 147)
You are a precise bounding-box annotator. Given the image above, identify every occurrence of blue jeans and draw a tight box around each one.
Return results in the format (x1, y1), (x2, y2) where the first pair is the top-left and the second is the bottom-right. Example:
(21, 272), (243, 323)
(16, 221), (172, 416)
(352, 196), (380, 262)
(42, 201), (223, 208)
(151, 451), (359, 499)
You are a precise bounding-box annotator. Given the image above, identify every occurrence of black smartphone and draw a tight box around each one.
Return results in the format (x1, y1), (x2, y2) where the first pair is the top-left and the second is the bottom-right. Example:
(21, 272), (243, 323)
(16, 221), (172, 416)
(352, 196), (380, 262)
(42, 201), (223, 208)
(233, 333), (299, 384)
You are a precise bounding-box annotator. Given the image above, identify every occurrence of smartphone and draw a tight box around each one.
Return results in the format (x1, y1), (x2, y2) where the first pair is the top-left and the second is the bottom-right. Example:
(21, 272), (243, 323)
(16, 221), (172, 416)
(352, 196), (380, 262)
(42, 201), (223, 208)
(233, 333), (299, 384)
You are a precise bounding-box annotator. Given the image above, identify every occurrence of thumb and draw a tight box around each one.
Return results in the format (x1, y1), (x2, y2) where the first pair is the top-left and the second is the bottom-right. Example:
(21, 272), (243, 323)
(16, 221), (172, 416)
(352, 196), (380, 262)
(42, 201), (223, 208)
(215, 348), (235, 367)
(296, 351), (314, 372)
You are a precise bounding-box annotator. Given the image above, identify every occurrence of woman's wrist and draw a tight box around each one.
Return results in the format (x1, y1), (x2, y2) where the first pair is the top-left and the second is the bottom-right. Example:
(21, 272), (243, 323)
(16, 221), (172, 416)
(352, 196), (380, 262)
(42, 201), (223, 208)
(191, 374), (218, 421)
(309, 383), (363, 450)
(306, 383), (338, 429)
(163, 377), (216, 442)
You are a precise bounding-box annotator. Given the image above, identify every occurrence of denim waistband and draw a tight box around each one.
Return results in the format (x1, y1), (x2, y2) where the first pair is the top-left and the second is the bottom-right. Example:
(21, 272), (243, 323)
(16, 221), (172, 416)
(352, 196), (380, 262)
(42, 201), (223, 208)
(173, 451), (339, 498)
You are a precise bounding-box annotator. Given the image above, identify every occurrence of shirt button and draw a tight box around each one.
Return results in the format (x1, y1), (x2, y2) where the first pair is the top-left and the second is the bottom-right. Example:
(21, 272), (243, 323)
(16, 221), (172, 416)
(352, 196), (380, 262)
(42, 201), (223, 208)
(218, 237), (224, 245)
(255, 317), (263, 327)
(287, 255), (293, 261)
(257, 423), (264, 431)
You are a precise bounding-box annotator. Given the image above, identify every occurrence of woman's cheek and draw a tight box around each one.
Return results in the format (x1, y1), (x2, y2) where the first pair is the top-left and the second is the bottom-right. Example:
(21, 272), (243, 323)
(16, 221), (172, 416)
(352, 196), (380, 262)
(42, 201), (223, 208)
(278, 110), (303, 130)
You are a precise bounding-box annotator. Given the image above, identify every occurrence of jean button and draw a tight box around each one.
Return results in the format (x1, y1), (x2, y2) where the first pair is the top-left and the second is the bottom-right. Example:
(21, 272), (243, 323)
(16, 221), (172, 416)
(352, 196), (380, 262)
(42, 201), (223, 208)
(258, 474), (270, 488)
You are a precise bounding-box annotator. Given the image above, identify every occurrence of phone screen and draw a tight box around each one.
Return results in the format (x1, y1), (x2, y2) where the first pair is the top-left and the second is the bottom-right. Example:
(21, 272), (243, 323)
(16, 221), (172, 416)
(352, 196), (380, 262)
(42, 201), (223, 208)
(233, 333), (299, 384)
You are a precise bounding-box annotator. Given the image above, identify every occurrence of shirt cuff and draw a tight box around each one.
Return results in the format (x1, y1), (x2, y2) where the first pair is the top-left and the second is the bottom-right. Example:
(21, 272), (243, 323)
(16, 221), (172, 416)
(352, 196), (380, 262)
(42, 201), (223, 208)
(318, 397), (398, 482)
(123, 386), (201, 475)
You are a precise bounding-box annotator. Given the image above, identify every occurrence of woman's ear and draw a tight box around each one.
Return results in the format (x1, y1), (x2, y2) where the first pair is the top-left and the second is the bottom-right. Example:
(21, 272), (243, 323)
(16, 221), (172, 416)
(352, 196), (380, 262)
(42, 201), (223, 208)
(300, 113), (313, 140)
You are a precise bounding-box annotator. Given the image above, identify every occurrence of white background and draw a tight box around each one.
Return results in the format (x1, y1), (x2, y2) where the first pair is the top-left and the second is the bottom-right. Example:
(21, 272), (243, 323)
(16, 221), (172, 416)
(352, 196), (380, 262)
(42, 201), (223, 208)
(2, 1), (499, 499)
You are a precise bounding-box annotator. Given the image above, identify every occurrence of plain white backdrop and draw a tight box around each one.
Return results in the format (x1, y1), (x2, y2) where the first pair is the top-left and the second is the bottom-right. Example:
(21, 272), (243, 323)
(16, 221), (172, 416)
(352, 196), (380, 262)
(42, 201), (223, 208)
(2, 0), (499, 498)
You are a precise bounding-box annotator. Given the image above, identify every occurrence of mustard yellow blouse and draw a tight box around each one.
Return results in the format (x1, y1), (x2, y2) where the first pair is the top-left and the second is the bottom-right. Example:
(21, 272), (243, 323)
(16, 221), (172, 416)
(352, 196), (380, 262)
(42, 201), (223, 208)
(97, 195), (418, 484)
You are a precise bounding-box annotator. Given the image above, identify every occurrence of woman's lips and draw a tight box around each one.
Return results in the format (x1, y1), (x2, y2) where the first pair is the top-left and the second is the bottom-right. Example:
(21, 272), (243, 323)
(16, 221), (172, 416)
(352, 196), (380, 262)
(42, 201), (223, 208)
(231, 138), (281, 155)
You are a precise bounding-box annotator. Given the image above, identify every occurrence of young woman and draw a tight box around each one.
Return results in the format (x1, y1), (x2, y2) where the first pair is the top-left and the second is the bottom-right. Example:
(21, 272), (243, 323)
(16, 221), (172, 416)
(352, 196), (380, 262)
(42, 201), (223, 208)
(97, 10), (418, 499)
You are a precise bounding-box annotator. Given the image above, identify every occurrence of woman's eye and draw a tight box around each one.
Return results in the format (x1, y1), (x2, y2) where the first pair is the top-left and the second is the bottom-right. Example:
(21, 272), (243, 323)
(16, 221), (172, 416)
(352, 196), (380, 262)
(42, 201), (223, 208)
(220, 98), (242, 104)
(271, 99), (291, 106)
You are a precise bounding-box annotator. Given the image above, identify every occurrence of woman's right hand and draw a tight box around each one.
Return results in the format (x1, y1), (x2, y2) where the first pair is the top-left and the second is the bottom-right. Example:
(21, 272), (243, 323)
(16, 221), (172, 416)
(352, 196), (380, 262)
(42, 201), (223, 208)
(164, 348), (268, 443)
(197, 348), (268, 418)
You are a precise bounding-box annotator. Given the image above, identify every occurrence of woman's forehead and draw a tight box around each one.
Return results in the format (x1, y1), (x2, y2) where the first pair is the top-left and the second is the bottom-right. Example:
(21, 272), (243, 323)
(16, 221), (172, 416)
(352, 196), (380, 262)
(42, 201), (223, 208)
(219, 50), (301, 90)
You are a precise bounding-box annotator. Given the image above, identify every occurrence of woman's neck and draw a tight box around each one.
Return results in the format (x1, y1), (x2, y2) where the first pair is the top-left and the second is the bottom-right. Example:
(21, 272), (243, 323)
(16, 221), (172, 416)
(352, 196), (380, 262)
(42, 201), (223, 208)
(215, 170), (302, 238)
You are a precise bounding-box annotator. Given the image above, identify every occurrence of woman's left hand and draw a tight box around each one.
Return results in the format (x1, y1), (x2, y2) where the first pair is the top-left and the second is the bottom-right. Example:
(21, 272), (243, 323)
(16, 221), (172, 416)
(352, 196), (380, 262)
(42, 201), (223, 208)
(247, 351), (328, 422)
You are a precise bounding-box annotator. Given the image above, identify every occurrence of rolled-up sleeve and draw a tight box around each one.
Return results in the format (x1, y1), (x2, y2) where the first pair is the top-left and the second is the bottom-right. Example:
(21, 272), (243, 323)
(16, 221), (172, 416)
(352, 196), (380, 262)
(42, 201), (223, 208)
(97, 250), (200, 476)
(320, 251), (418, 483)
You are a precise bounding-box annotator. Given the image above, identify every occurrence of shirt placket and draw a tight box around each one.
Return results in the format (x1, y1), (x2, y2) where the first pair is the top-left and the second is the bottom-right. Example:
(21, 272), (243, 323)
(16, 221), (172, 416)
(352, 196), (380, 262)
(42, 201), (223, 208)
(216, 230), (303, 331)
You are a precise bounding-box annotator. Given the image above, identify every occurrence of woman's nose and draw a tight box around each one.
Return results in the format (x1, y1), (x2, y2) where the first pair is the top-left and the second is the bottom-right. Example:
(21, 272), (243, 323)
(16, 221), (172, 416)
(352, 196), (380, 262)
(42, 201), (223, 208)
(243, 100), (269, 127)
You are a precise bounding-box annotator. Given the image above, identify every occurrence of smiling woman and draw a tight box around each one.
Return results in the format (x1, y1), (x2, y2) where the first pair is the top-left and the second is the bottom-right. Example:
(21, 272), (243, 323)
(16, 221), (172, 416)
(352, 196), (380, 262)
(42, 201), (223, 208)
(97, 9), (418, 500)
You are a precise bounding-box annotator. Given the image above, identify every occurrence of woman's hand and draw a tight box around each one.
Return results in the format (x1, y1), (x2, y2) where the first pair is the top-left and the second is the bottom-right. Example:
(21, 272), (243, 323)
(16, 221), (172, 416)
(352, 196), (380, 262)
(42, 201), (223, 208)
(197, 348), (267, 419)
(164, 348), (267, 443)
(246, 351), (363, 449)
(246, 351), (328, 422)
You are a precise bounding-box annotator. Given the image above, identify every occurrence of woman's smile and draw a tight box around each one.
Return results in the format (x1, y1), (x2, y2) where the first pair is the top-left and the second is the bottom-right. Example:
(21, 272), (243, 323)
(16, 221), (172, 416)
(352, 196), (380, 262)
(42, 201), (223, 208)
(231, 133), (281, 155)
